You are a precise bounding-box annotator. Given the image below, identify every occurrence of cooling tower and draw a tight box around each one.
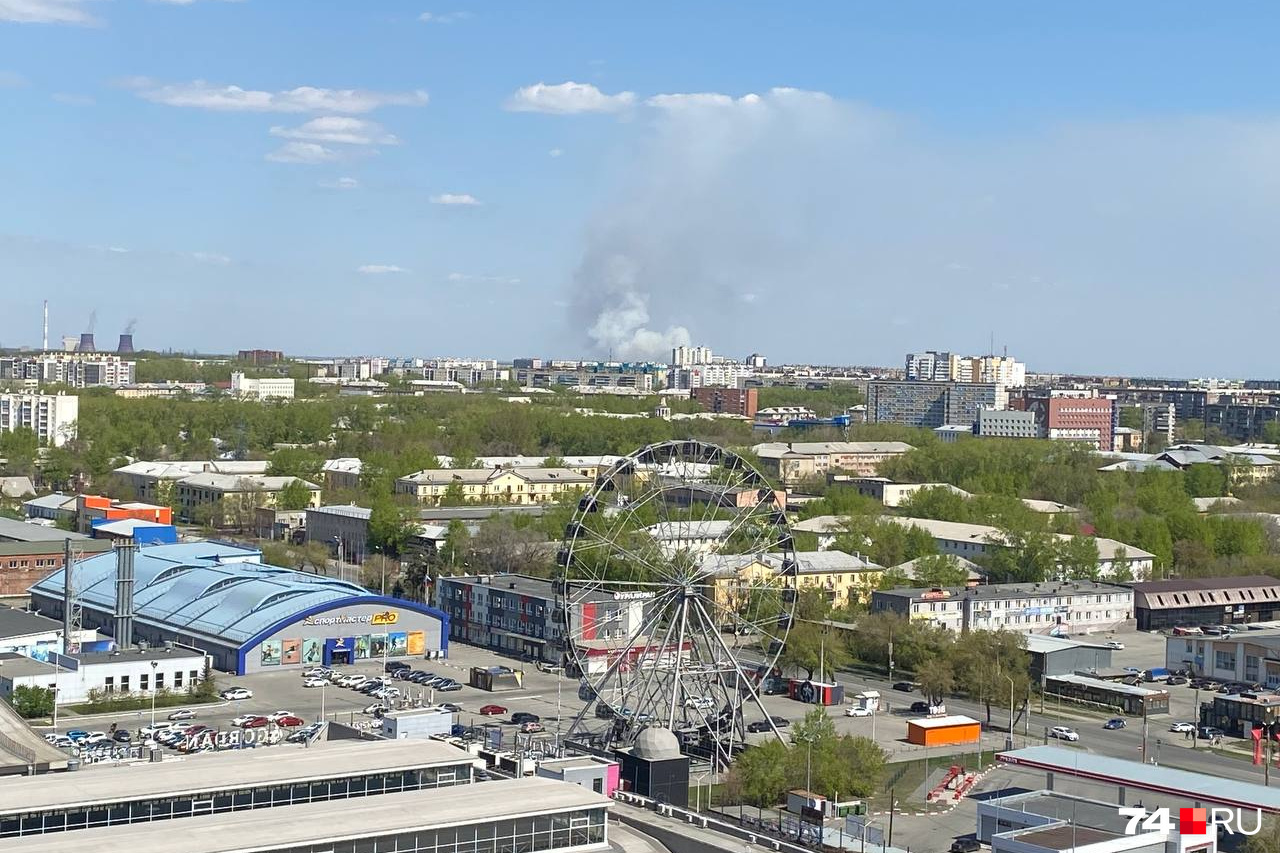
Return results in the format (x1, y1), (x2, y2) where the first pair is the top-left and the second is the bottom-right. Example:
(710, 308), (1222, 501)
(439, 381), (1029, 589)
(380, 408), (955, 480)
(117, 334), (135, 353)
(78, 333), (96, 352)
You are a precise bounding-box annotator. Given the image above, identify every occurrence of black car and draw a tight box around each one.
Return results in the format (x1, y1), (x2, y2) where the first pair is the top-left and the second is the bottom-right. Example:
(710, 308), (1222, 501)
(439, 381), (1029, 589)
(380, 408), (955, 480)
(409, 672), (433, 683)
(391, 669), (414, 680)
(385, 661), (411, 673)
(769, 715), (790, 728)
(950, 839), (981, 853)
(441, 703), (462, 713)
(1166, 676), (1188, 686)
(909, 701), (930, 714)
(112, 729), (132, 743)
(746, 720), (771, 733)
(511, 712), (540, 725)
(1199, 725), (1225, 739)
(893, 681), (915, 692)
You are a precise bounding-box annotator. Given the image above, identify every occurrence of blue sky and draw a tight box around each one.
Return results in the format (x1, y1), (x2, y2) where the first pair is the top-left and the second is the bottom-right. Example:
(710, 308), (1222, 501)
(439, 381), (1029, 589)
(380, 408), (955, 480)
(2, 2), (1279, 374)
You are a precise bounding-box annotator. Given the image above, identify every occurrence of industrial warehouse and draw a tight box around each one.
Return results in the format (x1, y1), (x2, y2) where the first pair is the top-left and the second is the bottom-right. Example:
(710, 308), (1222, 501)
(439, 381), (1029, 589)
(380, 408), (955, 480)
(28, 541), (448, 674)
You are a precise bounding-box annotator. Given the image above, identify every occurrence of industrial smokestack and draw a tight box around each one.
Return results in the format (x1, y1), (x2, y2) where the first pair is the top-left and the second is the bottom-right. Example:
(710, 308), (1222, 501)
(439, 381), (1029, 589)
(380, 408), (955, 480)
(117, 334), (135, 354)
(114, 542), (137, 650)
(78, 333), (96, 352)
(42, 301), (48, 351)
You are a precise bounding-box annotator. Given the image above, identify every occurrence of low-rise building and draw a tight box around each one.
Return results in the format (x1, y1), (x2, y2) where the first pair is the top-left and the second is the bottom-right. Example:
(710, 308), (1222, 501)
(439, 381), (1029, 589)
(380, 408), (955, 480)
(395, 467), (591, 505)
(870, 580), (1135, 636)
(1023, 634), (1114, 681)
(1200, 691), (1280, 738)
(975, 407), (1039, 440)
(174, 473), (321, 524)
(690, 386), (758, 418)
(702, 550), (884, 610)
(229, 372), (295, 400)
(0, 393), (78, 447)
(1165, 627), (1280, 687)
(112, 460), (271, 505)
(0, 644), (209, 705)
(830, 476), (970, 507)
(74, 494), (171, 534)
(1133, 576), (1280, 631)
(0, 539), (112, 597)
(321, 457), (364, 492)
(21, 493), (76, 524)
(753, 441), (915, 485)
(886, 517), (1156, 580)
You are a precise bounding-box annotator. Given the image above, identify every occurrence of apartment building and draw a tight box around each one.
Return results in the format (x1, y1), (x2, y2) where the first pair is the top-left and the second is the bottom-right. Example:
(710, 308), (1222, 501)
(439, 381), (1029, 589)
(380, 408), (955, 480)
(905, 351), (953, 381)
(886, 516), (1156, 580)
(752, 441), (915, 485)
(0, 392), (78, 447)
(0, 353), (135, 388)
(434, 573), (649, 663)
(871, 580), (1135, 635)
(237, 349), (284, 364)
(866, 381), (1007, 428)
(975, 407), (1040, 439)
(322, 457), (364, 492)
(904, 352), (1026, 387)
(690, 387), (758, 418)
(672, 346), (714, 367)
(420, 366), (510, 385)
(513, 367), (657, 391)
(173, 473), (321, 522)
(229, 372), (295, 400)
(395, 467), (592, 505)
(112, 460), (271, 504)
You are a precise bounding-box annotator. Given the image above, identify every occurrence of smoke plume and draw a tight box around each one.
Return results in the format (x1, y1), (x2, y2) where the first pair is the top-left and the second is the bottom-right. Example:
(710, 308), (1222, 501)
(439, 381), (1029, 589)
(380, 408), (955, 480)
(124, 317), (137, 335)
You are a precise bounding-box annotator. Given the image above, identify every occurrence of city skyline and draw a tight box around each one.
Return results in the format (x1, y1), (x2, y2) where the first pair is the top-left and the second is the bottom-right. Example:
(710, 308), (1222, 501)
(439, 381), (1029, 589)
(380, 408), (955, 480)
(4, 3), (1280, 374)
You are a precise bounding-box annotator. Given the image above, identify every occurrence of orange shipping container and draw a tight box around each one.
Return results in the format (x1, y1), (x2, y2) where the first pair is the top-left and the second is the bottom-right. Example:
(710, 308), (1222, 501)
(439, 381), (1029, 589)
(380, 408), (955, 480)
(907, 715), (981, 747)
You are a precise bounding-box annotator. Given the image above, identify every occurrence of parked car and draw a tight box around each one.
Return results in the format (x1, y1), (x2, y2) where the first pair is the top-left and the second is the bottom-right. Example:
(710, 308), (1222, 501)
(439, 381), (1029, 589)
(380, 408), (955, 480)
(512, 712), (540, 725)
(1166, 676), (1188, 686)
(301, 666), (330, 678)
(746, 720), (772, 733)
(1105, 640), (1125, 650)
(112, 729), (133, 743)
(220, 687), (253, 700)
(770, 715), (790, 728)
(302, 677), (328, 687)
(519, 721), (544, 733)
(167, 709), (196, 721)
(409, 671), (432, 683)
(950, 838), (981, 853)
(480, 704), (507, 716)
(892, 681), (915, 692)
(845, 707), (873, 717)
(268, 711), (296, 722)
(910, 701), (931, 714)
(392, 669), (414, 680)
(275, 715), (305, 727)
(363, 703), (389, 715)
(684, 696), (716, 710)
(1049, 726), (1080, 742)
(385, 661), (411, 673)
(440, 703), (462, 713)
(1103, 718), (1126, 730)
(1169, 721), (1196, 733)
(1199, 726), (1225, 740)
(436, 681), (462, 692)
(65, 729), (89, 741)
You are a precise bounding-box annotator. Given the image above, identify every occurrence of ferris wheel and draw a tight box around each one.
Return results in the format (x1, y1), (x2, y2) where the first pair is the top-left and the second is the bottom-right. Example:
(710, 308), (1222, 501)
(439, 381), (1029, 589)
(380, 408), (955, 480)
(558, 440), (796, 760)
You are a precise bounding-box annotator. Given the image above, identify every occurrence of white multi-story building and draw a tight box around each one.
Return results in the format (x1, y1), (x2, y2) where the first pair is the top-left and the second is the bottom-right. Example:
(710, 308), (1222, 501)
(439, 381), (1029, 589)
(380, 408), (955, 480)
(871, 580), (1135, 636)
(0, 392), (78, 446)
(229, 372), (295, 400)
(672, 346), (713, 367)
(905, 351), (1026, 388)
(905, 351), (953, 381)
(0, 353), (135, 388)
(677, 362), (753, 389)
(421, 366), (510, 385)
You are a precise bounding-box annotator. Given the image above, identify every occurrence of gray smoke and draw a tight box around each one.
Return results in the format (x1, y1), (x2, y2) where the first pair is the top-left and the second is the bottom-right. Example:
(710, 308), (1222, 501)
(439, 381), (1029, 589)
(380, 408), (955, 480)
(86, 309), (96, 333)
(124, 317), (137, 335)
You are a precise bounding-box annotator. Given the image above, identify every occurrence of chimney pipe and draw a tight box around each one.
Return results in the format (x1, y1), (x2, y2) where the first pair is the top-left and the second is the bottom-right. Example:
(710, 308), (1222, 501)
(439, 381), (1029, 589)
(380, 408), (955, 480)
(117, 334), (135, 354)
(62, 538), (73, 652)
(114, 541), (137, 650)
(78, 333), (96, 353)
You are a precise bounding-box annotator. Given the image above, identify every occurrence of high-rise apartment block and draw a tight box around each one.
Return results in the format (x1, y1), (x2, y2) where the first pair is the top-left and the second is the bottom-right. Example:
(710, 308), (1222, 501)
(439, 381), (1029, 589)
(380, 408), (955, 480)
(0, 392), (79, 446)
(690, 387), (758, 418)
(905, 351), (954, 381)
(0, 353), (136, 388)
(867, 381), (1007, 428)
(905, 350), (1025, 388)
(671, 346), (714, 367)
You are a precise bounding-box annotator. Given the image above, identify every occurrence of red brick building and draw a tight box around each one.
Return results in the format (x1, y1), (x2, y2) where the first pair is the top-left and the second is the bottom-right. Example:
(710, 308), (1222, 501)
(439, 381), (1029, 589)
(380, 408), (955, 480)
(690, 387), (759, 419)
(0, 539), (112, 597)
(1040, 397), (1115, 451)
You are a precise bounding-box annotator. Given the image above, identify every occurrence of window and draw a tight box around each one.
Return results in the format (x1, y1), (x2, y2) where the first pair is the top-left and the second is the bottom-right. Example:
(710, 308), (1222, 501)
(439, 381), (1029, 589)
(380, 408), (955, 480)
(155, 672), (165, 689)
(1216, 650), (1237, 671)
(104, 676), (114, 693)
(120, 675), (130, 692)
(174, 670), (184, 688)
(140, 674), (149, 691)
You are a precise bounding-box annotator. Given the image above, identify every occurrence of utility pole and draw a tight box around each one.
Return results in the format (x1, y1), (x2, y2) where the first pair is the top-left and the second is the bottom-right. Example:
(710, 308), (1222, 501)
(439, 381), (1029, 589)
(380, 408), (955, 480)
(1140, 702), (1149, 763)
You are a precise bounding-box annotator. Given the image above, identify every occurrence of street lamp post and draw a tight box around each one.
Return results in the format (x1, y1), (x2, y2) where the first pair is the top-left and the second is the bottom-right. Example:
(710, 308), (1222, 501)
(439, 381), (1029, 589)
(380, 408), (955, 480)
(1004, 674), (1015, 750)
(51, 631), (62, 731)
(320, 682), (327, 723)
(149, 660), (159, 732)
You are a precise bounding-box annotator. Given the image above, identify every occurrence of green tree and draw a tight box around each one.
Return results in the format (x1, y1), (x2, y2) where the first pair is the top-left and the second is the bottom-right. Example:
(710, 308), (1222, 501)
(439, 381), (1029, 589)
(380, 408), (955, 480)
(777, 590), (848, 680)
(1243, 817), (1280, 853)
(915, 657), (955, 705)
(368, 495), (418, 557)
(1057, 536), (1100, 581)
(275, 478), (315, 511)
(951, 630), (1030, 725)
(876, 566), (911, 590)
(9, 685), (54, 718)
(908, 554), (971, 587)
(267, 447), (325, 480)
(730, 739), (790, 806)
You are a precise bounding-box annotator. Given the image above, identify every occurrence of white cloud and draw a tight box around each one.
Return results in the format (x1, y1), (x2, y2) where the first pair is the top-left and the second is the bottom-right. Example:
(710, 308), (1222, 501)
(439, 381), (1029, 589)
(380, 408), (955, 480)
(190, 251), (231, 265)
(446, 272), (520, 285)
(52, 92), (95, 105)
(0, 0), (95, 25)
(418, 10), (470, 23)
(265, 141), (340, 164)
(548, 148), (563, 158)
(505, 81), (634, 115)
(0, 71), (26, 87)
(129, 79), (428, 114)
(430, 193), (480, 206)
(320, 176), (360, 190)
(270, 116), (399, 146)
(645, 87), (828, 112)
(358, 264), (408, 274)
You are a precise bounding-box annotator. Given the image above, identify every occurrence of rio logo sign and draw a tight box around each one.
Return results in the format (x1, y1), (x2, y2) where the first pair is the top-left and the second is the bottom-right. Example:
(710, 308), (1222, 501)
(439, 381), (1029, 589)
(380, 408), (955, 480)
(1119, 806), (1263, 837)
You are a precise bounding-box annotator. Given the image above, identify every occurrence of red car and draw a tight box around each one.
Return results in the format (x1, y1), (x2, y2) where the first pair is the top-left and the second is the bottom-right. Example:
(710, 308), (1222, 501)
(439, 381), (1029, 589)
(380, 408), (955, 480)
(241, 716), (270, 729)
(479, 704), (507, 716)
(274, 715), (305, 728)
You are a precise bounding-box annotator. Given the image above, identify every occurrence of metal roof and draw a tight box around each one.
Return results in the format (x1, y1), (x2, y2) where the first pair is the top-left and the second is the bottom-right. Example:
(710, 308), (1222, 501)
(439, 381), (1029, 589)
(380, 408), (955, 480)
(0, 606), (61, 639)
(1131, 575), (1280, 611)
(1022, 634), (1110, 654)
(998, 745), (1280, 813)
(27, 542), (372, 646)
(1046, 674), (1165, 698)
(0, 517), (89, 543)
(0, 777), (609, 853)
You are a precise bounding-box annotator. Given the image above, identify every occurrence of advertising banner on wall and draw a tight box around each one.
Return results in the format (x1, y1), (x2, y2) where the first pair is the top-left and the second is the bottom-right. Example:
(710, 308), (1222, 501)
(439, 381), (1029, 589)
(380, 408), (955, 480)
(260, 639), (282, 666)
(302, 638), (322, 664)
(389, 632), (407, 656)
(282, 639), (301, 665)
(407, 631), (425, 656)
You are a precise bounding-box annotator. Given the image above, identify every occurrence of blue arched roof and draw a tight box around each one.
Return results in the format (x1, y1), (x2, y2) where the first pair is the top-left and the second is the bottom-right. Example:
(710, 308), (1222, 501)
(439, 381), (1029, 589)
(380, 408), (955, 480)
(29, 542), (379, 645)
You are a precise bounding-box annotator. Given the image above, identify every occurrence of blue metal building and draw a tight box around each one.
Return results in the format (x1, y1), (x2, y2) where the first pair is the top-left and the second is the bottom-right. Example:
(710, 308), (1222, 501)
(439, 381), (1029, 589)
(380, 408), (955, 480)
(28, 542), (448, 674)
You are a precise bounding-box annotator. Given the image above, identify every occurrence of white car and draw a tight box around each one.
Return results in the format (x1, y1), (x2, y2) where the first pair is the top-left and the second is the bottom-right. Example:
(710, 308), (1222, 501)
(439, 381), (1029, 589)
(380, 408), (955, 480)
(221, 688), (253, 700)
(231, 714), (261, 727)
(684, 696), (715, 710)
(1105, 640), (1125, 650)
(1169, 721), (1196, 733)
(1049, 726), (1080, 742)
(268, 711), (295, 722)
(167, 709), (197, 721)
(363, 703), (388, 715)
(341, 675), (367, 688)
(302, 677), (328, 687)
(140, 723), (174, 738)
(302, 666), (330, 678)
(844, 707), (873, 717)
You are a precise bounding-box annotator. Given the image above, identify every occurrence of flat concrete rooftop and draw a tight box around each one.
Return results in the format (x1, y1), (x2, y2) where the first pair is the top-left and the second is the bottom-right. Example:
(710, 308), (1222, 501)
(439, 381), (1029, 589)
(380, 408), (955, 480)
(0, 737), (475, 815)
(0, 777), (610, 853)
